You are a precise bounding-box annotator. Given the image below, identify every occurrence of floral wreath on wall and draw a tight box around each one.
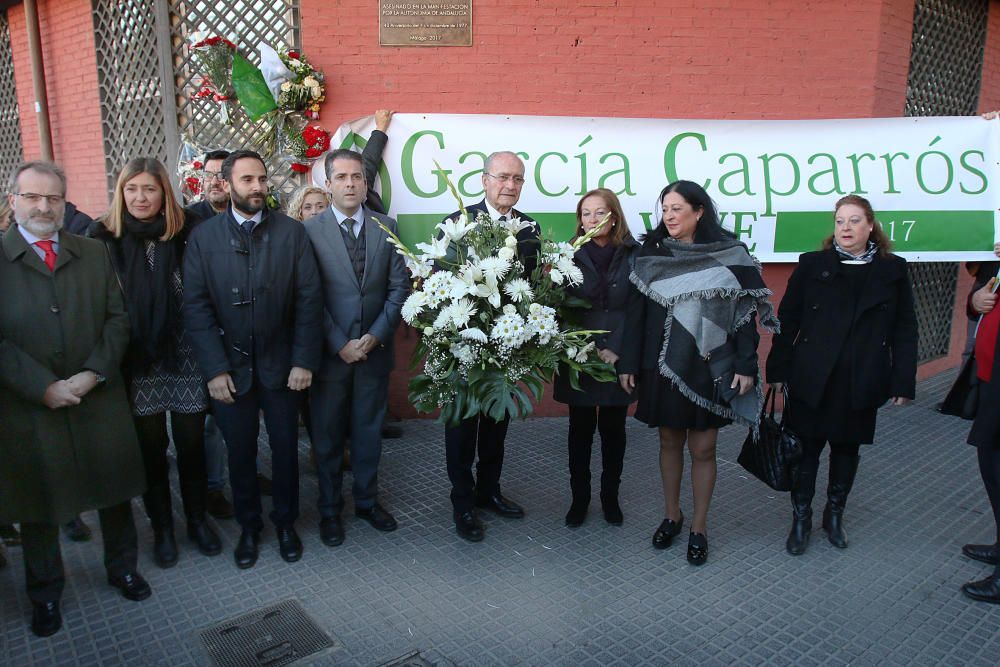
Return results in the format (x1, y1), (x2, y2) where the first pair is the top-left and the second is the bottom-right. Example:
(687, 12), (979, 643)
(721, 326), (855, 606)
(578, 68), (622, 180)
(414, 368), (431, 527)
(179, 33), (331, 191)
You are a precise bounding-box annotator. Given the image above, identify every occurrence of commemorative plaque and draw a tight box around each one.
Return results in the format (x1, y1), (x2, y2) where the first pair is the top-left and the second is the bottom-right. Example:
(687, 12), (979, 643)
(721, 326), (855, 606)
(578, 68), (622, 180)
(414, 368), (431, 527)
(379, 1), (472, 47)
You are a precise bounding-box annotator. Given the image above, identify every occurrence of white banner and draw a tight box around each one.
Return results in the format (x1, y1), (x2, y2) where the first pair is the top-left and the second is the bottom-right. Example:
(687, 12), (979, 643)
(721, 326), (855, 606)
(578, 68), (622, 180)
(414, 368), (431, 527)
(314, 113), (1000, 262)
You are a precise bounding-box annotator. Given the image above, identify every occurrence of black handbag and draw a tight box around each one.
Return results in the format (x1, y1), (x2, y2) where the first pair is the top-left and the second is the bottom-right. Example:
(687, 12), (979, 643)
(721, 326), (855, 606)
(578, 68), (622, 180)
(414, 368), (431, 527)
(737, 387), (803, 492)
(938, 353), (979, 421)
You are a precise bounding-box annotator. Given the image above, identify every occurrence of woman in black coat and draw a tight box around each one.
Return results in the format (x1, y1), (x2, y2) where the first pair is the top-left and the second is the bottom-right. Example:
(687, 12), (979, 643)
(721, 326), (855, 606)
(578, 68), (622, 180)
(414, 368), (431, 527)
(766, 194), (917, 556)
(89, 158), (219, 568)
(627, 181), (775, 566)
(554, 189), (640, 527)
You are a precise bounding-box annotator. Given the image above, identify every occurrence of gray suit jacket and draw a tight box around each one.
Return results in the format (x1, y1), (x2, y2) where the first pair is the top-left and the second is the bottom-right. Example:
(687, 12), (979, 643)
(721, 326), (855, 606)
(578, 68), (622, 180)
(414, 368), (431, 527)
(304, 206), (409, 380)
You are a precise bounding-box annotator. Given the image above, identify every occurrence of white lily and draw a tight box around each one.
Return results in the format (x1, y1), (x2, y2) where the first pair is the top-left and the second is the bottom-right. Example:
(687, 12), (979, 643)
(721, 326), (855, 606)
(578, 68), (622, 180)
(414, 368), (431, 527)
(437, 213), (476, 243)
(549, 268), (564, 285)
(474, 276), (502, 308)
(415, 236), (450, 260)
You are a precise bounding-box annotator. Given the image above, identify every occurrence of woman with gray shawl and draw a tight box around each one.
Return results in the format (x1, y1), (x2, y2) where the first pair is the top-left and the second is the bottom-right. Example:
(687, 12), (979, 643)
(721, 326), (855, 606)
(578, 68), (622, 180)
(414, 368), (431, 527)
(626, 181), (778, 565)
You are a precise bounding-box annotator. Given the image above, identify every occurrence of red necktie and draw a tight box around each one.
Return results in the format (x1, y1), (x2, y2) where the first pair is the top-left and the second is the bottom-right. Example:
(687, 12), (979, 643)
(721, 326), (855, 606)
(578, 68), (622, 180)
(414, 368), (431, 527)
(34, 240), (56, 272)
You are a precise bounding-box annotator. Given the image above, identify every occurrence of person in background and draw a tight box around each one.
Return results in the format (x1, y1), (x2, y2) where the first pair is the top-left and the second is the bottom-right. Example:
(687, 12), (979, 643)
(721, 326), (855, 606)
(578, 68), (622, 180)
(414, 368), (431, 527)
(554, 189), (640, 527)
(88, 158), (220, 568)
(0, 198), (12, 233)
(629, 180), (772, 566)
(766, 194), (917, 556)
(1, 161), (152, 637)
(287, 185), (330, 222)
(61, 200), (96, 236)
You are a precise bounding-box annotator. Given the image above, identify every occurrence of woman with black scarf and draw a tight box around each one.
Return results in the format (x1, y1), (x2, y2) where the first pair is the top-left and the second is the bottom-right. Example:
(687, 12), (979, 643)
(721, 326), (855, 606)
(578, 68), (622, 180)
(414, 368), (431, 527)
(89, 158), (218, 568)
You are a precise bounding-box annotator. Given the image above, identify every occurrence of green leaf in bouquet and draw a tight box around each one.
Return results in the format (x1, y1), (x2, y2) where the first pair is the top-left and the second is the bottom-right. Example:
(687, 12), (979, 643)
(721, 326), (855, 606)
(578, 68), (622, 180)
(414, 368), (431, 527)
(231, 53), (277, 121)
(566, 365), (583, 392)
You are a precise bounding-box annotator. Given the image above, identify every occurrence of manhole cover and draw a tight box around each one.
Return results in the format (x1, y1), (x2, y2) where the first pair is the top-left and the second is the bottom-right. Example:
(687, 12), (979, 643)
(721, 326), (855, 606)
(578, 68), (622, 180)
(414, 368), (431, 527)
(200, 598), (335, 667)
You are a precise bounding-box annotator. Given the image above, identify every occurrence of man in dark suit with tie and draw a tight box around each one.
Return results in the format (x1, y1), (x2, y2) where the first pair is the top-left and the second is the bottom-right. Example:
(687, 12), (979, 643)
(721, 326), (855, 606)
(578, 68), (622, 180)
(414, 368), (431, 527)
(183, 151), (323, 569)
(304, 149), (409, 546)
(443, 151), (541, 542)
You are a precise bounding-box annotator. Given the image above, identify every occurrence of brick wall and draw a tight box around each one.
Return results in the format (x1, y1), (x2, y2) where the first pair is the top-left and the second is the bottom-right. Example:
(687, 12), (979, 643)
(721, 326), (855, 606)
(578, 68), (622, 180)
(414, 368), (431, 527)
(8, 0), (108, 217)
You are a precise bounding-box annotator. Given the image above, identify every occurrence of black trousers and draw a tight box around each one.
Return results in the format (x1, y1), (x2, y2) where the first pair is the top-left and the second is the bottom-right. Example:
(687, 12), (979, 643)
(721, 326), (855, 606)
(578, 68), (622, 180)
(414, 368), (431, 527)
(444, 415), (510, 513)
(211, 381), (302, 531)
(19, 502), (137, 605)
(133, 410), (208, 527)
(568, 406), (628, 500)
(798, 438), (860, 468)
(977, 445), (1000, 576)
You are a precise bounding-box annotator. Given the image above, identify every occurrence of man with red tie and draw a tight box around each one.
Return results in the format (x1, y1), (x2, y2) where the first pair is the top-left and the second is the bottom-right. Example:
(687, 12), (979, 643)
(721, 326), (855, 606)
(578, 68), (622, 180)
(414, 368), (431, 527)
(0, 161), (151, 637)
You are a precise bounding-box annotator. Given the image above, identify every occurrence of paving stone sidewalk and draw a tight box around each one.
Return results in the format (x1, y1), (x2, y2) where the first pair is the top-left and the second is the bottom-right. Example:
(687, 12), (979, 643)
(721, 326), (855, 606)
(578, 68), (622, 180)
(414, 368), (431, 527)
(1, 371), (998, 666)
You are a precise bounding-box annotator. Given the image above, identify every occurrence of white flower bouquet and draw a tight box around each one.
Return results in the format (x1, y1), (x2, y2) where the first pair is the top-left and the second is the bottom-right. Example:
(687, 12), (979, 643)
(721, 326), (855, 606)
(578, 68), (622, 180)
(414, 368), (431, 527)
(379, 175), (617, 425)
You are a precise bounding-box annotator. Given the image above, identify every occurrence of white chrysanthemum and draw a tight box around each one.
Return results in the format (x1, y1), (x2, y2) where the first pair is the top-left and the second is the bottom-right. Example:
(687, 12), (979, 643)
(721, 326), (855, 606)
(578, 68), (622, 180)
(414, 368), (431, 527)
(423, 271), (454, 308)
(549, 268), (564, 285)
(437, 213), (476, 243)
(526, 303), (558, 343)
(477, 255), (511, 282)
(401, 292), (428, 324)
(574, 341), (596, 363)
(503, 278), (533, 303)
(448, 298), (477, 329)
(563, 263), (584, 286)
(459, 327), (488, 343)
(415, 236), (450, 260)
(490, 312), (529, 349)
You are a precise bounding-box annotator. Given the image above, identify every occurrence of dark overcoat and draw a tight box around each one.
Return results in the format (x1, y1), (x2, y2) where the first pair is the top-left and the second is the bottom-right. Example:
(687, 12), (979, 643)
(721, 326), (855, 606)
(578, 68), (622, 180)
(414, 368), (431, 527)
(553, 239), (641, 407)
(0, 227), (144, 523)
(765, 248), (918, 409)
(182, 208), (323, 395)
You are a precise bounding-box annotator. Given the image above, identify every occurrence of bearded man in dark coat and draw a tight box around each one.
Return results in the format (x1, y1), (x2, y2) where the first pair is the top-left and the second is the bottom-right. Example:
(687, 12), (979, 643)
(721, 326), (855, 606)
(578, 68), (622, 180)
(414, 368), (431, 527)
(0, 161), (151, 638)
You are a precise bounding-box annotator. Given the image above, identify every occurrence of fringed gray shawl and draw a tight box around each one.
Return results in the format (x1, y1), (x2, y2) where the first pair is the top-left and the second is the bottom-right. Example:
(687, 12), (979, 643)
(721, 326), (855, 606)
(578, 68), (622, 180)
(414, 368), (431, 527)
(630, 238), (780, 432)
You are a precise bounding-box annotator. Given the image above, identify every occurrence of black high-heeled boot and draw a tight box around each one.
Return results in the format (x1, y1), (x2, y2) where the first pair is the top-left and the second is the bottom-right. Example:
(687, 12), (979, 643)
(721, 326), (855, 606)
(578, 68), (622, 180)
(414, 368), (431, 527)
(823, 450), (860, 549)
(787, 455), (819, 555)
(144, 487), (178, 568)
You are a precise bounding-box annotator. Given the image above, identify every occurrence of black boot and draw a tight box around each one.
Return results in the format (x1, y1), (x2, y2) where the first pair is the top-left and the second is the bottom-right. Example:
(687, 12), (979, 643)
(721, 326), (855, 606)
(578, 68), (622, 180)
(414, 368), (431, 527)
(787, 455), (819, 555)
(179, 473), (221, 557)
(144, 487), (178, 569)
(823, 450), (860, 549)
(565, 494), (589, 527)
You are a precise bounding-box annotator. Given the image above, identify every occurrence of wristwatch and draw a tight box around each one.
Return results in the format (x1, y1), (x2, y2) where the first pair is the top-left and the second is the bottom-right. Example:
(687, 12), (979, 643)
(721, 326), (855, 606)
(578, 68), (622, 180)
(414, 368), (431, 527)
(86, 369), (107, 386)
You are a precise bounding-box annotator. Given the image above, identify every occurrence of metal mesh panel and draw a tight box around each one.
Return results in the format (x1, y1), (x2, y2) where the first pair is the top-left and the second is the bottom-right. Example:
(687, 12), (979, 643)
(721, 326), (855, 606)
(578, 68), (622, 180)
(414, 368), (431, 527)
(904, 0), (989, 363)
(905, 0), (988, 117)
(167, 0), (303, 198)
(92, 0), (170, 195)
(0, 10), (24, 190)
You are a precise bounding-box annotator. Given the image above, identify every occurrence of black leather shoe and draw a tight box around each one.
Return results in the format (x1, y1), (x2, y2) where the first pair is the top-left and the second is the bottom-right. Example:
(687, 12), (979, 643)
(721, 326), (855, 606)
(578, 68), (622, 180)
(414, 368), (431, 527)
(687, 532), (708, 566)
(62, 516), (92, 542)
(961, 575), (1000, 603)
(277, 526), (303, 562)
(454, 511), (485, 542)
(206, 489), (235, 520)
(30, 601), (61, 637)
(963, 543), (1000, 565)
(187, 521), (222, 557)
(107, 571), (152, 601)
(234, 529), (260, 569)
(319, 517), (345, 547)
(355, 503), (398, 532)
(602, 496), (623, 526)
(152, 529), (178, 569)
(565, 501), (588, 527)
(652, 514), (684, 549)
(475, 493), (525, 518)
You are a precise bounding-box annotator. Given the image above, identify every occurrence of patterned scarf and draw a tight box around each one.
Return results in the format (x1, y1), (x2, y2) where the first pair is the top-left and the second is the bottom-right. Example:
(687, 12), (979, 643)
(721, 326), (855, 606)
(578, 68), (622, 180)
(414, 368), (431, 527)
(833, 240), (878, 263)
(630, 237), (780, 432)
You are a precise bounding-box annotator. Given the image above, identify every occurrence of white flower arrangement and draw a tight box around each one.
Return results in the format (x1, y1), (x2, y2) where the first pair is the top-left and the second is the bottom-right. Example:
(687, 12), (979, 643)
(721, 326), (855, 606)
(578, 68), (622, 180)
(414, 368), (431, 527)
(376, 166), (617, 424)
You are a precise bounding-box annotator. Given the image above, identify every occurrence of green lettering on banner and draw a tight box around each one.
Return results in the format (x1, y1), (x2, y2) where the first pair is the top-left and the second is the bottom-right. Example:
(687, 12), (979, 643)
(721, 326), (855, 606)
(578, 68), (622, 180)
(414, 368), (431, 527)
(773, 210), (995, 253)
(395, 212), (579, 249)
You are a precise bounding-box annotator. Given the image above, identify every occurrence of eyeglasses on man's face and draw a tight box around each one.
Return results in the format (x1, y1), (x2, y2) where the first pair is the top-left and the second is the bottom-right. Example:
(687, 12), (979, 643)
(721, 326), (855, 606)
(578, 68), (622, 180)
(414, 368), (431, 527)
(202, 171), (225, 182)
(12, 192), (65, 205)
(484, 173), (525, 185)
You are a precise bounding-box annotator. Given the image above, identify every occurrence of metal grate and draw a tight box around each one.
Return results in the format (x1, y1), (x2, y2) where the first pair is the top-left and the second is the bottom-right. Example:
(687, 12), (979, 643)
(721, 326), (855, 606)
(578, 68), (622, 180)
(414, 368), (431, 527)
(167, 0), (303, 198)
(904, 0), (989, 363)
(904, 0), (988, 117)
(92, 0), (172, 196)
(200, 598), (335, 667)
(0, 9), (24, 190)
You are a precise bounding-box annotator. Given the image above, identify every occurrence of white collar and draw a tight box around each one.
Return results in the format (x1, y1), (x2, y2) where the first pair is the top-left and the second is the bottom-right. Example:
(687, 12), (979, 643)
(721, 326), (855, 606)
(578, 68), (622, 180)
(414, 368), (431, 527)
(17, 224), (59, 247)
(230, 205), (263, 226)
